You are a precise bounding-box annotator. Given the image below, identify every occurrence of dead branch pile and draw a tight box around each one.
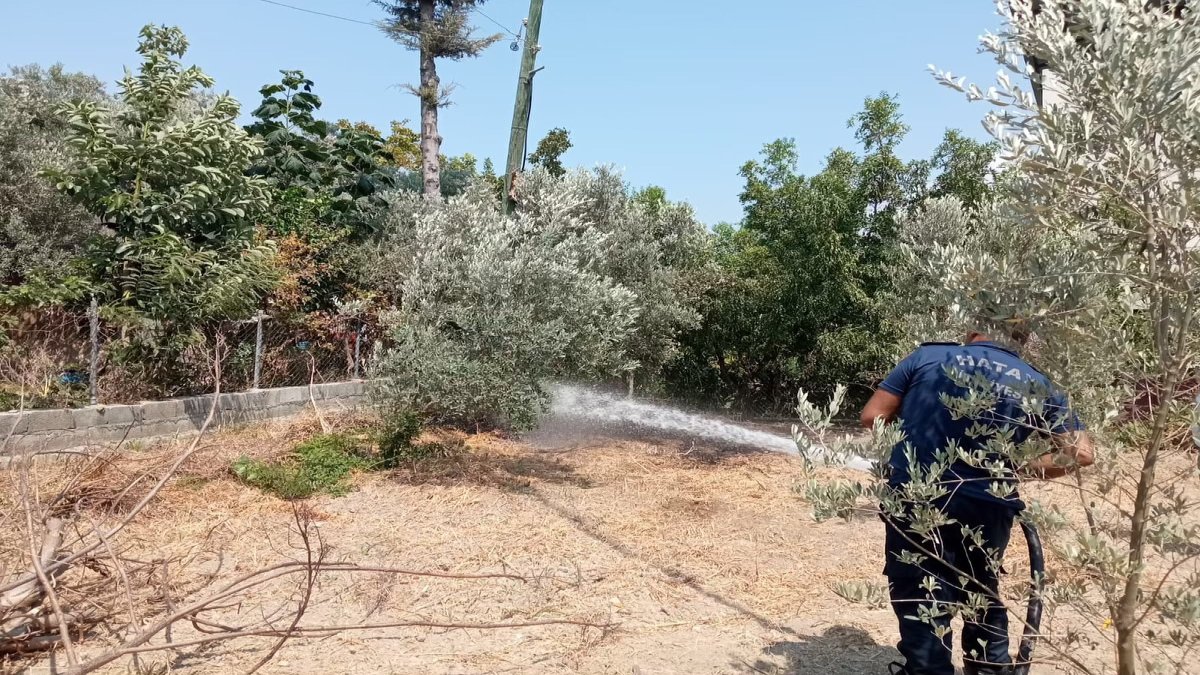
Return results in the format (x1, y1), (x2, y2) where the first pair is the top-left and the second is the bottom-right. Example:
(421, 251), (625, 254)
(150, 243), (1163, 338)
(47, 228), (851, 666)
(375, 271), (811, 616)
(1, 352), (611, 674)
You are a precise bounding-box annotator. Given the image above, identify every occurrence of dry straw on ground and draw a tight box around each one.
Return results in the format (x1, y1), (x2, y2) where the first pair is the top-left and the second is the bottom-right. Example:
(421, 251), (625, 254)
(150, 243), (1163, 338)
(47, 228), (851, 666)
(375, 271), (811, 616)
(3, 410), (1194, 674)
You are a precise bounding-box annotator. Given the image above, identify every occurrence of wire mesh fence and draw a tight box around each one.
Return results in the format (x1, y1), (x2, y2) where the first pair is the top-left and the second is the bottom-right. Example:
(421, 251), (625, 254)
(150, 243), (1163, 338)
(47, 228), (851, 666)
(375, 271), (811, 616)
(0, 304), (380, 411)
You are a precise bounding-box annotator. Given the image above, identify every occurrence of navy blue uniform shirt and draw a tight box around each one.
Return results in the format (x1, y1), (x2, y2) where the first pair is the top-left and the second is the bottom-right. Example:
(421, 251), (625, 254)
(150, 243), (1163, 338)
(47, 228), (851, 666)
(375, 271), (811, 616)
(879, 341), (1083, 510)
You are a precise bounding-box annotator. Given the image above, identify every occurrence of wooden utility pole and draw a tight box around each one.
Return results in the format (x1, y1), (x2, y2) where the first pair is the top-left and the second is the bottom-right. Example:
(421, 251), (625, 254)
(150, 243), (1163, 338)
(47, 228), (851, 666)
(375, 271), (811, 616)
(503, 0), (545, 215)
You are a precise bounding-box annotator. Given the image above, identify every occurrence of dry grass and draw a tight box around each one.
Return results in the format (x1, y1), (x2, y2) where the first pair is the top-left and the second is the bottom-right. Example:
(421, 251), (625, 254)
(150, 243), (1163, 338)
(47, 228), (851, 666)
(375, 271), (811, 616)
(3, 412), (1195, 674)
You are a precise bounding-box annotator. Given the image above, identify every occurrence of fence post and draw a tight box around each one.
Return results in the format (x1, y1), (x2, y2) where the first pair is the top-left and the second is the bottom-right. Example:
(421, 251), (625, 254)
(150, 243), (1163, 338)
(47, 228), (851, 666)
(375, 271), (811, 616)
(88, 295), (99, 406)
(252, 310), (265, 390)
(353, 323), (365, 380)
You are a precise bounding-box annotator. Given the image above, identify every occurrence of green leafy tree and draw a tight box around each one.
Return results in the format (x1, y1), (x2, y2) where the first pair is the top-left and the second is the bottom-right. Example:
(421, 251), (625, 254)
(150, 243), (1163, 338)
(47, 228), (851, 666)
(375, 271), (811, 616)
(247, 71), (395, 235)
(661, 221), (782, 404)
(633, 185), (669, 217)
(668, 96), (919, 410)
(528, 127), (573, 177)
(0, 65), (106, 289)
(927, 129), (999, 210)
(395, 150), (480, 197)
(669, 94), (998, 411)
(246, 72), (398, 316)
(384, 120), (421, 170)
(805, 2), (1200, 673)
(332, 119), (422, 171)
(850, 93), (911, 218)
(43, 25), (274, 323)
(375, 0), (501, 199)
(480, 157), (504, 199)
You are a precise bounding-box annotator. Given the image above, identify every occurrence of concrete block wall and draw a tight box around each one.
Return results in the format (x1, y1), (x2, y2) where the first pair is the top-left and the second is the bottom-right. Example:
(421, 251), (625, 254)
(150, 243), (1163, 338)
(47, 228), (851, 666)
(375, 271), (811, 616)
(0, 381), (370, 454)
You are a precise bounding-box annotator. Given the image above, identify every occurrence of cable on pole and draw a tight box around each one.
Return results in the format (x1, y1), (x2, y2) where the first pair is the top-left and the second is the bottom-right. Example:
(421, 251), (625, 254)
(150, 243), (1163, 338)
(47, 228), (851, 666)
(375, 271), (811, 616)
(253, 0), (378, 26)
(473, 7), (521, 37)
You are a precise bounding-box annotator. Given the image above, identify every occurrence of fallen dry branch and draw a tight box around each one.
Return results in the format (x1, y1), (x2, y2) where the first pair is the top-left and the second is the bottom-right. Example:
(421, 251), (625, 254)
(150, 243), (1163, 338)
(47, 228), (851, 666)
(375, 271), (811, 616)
(0, 337), (229, 667)
(0, 390), (219, 599)
(0, 632), (66, 655)
(3, 338), (613, 674)
(65, 506), (610, 675)
(23, 510), (77, 668)
(0, 517), (63, 629)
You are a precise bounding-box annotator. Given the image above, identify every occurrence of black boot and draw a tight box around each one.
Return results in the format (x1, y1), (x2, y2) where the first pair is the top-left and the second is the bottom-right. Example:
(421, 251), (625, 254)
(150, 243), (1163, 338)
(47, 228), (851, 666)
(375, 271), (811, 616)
(887, 663), (911, 675)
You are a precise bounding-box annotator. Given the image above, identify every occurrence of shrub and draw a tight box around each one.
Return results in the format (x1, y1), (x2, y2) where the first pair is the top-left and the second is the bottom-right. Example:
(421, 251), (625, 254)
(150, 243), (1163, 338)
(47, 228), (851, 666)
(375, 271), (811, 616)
(376, 406), (426, 467)
(0, 64), (105, 288)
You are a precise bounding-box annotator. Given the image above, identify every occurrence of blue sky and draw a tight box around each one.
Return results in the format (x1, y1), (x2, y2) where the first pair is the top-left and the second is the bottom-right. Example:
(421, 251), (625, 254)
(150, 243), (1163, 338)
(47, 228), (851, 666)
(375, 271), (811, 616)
(2, 1), (1004, 225)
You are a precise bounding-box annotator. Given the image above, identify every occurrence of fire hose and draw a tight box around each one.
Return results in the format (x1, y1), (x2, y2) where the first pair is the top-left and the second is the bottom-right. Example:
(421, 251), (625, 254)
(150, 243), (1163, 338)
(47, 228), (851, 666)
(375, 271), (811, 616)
(1014, 519), (1045, 675)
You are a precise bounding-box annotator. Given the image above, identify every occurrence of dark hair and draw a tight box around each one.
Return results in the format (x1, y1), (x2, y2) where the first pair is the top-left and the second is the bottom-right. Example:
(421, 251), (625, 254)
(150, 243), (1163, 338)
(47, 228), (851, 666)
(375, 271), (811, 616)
(972, 317), (1032, 351)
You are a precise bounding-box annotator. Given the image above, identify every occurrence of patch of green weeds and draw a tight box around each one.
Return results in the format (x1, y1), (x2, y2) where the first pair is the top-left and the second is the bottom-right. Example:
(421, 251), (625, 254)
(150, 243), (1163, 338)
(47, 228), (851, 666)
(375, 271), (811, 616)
(232, 432), (368, 500)
(230, 411), (464, 498)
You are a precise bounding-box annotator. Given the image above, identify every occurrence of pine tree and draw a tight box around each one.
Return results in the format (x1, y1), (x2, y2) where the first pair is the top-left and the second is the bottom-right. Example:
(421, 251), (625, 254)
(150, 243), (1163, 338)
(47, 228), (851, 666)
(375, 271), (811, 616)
(375, 1), (500, 199)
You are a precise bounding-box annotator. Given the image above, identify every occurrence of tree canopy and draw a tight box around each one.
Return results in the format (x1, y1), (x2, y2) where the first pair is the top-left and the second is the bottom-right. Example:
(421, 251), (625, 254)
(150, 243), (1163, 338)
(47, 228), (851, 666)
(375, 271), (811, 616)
(43, 25), (275, 322)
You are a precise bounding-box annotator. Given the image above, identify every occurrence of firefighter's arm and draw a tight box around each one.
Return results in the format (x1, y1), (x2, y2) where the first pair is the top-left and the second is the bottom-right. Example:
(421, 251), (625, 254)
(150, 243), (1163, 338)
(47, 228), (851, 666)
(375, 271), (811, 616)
(860, 389), (903, 429)
(864, 348), (918, 428)
(1023, 430), (1095, 479)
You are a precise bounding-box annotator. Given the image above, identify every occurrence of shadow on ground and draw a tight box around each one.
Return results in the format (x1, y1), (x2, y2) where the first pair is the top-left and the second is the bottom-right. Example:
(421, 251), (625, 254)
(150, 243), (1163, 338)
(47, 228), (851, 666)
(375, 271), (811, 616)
(521, 480), (800, 637)
(386, 443), (595, 490)
(729, 625), (901, 675)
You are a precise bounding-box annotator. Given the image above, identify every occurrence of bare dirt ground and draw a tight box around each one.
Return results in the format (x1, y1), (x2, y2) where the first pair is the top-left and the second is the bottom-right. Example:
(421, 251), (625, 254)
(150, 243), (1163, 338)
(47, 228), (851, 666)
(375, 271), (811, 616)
(3, 412), (1182, 675)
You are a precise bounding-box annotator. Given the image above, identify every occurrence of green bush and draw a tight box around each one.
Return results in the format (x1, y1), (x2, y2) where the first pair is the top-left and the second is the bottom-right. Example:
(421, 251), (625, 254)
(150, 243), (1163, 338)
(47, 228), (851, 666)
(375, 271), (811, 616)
(376, 407), (426, 467)
(231, 432), (367, 499)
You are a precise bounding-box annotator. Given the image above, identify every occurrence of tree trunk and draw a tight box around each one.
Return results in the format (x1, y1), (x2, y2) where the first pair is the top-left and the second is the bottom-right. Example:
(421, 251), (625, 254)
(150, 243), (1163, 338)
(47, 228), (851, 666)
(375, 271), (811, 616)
(1114, 374), (1174, 675)
(1114, 226), (1193, 675)
(418, 0), (441, 200)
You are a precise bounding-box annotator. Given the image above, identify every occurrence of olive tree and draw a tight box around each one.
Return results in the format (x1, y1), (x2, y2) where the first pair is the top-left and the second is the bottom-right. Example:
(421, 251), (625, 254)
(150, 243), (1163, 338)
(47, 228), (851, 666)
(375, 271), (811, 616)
(800, 2), (1200, 673)
(517, 168), (710, 395)
(0, 65), (105, 288)
(368, 178), (638, 430)
(365, 166), (708, 428)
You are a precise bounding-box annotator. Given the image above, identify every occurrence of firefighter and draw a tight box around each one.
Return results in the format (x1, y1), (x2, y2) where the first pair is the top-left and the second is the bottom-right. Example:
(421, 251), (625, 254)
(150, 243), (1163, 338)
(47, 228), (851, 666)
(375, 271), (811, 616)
(860, 328), (1094, 675)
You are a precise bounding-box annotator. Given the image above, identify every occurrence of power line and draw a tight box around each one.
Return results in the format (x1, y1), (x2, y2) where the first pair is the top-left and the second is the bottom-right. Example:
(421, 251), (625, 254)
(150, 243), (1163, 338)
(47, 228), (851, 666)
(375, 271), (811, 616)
(473, 7), (520, 37)
(251, 1), (516, 47)
(253, 0), (377, 26)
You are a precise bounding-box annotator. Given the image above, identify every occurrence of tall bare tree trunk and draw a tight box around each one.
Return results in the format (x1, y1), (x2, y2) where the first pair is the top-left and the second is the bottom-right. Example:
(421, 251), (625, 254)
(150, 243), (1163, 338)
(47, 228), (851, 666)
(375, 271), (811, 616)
(418, 0), (441, 200)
